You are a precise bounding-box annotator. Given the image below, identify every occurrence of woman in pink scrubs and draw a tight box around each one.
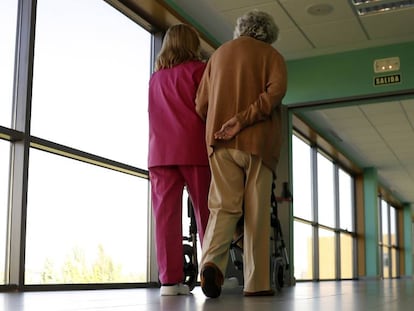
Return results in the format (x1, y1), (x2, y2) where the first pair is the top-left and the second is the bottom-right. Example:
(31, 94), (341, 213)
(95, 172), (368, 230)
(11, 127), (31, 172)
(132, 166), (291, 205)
(148, 24), (210, 296)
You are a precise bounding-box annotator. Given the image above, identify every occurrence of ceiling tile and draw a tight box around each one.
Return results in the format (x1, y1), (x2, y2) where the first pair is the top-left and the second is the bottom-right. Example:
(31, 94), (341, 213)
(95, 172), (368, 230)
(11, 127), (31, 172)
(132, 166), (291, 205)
(361, 101), (402, 114)
(209, 0), (272, 12)
(274, 28), (315, 54)
(279, 0), (356, 25)
(321, 106), (364, 119)
(360, 8), (414, 39)
(222, 2), (296, 28)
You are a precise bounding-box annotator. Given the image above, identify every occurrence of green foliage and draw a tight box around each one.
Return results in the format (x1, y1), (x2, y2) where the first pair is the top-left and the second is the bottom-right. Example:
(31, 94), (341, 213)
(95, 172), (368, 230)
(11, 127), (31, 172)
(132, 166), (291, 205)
(90, 244), (122, 282)
(39, 244), (136, 284)
(41, 258), (59, 283)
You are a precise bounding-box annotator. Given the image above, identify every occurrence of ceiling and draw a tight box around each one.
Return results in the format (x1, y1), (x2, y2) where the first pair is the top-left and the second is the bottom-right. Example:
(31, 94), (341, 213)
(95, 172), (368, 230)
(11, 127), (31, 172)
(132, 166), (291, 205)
(154, 1), (414, 212)
(163, 0), (414, 60)
(296, 99), (414, 207)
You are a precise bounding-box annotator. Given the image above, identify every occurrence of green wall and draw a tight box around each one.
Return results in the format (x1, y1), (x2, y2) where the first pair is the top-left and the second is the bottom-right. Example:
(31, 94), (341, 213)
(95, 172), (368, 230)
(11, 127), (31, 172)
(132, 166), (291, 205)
(284, 41), (414, 105)
(403, 204), (413, 276)
(363, 168), (380, 278)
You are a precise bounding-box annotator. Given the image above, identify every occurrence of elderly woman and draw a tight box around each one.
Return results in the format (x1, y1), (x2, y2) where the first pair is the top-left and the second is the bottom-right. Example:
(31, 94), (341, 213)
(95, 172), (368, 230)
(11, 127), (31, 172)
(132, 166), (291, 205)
(195, 10), (288, 298)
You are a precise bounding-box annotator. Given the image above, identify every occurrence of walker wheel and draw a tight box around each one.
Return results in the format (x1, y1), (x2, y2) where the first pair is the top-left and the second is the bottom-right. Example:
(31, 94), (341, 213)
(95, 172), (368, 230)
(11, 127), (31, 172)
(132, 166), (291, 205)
(183, 244), (198, 291)
(273, 259), (284, 291)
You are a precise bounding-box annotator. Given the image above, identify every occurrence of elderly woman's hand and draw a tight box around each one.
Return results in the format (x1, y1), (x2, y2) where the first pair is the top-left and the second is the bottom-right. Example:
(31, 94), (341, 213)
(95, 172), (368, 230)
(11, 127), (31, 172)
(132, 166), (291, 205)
(214, 116), (241, 140)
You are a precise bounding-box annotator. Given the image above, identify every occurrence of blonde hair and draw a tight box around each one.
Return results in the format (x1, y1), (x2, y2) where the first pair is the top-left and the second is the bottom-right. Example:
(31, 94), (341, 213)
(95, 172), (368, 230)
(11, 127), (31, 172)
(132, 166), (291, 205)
(155, 24), (202, 71)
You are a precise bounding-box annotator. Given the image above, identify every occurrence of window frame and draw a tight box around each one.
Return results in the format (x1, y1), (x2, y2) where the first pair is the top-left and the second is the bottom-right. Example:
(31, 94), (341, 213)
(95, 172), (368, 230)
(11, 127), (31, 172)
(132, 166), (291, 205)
(292, 130), (357, 281)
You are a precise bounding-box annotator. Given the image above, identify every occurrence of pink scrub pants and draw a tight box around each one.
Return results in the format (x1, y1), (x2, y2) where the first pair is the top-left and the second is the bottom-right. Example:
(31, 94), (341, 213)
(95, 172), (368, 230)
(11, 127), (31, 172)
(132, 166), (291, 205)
(150, 165), (210, 285)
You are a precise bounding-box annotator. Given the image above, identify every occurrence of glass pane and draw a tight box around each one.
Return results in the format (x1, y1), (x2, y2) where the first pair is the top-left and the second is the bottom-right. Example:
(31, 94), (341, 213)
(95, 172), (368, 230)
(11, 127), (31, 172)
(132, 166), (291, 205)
(0, 0), (18, 127)
(292, 136), (312, 220)
(381, 200), (389, 245)
(317, 153), (335, 228)
(25, 149), (149, 284)
(391, 248), (397, 278)
(31, 0), (151, 169)
(294, 221), (313, 280)
(319, 228), (335, 280)
(382, 246), (390, 278)
(0, 140), (10, 284)
(339, 169), (353, 231)
(340, 232), (353, 279)
(390, 207), (397, 246)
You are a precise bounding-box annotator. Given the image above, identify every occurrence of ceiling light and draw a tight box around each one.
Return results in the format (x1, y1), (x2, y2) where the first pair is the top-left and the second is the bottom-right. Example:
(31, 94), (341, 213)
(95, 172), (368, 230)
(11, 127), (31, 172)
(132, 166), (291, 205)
(307, 3), (334, 16)
(351, 0), (414, 16)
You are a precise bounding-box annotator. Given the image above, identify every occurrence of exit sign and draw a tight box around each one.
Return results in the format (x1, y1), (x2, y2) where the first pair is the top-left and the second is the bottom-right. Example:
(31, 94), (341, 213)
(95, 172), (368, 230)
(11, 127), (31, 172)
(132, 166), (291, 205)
(374, 74), (401, 86)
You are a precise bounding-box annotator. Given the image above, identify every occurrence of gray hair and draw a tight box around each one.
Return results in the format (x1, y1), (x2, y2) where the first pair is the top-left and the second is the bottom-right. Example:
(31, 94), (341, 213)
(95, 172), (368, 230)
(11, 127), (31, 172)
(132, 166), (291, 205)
(233, 10), (279, 44)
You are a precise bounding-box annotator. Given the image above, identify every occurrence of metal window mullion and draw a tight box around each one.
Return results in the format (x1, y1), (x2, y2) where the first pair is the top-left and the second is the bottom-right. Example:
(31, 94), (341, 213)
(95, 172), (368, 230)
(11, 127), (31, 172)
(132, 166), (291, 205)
(394, 207), (400, 278)
(351, 177), (357, 279)
(378, 197), (384, 278)
(6, 0), (36, 288)
(386, 202), (392, 277)
(311, 146), (319, 280)
(334, 164), (340, 280)
(147, 31), (162, 284)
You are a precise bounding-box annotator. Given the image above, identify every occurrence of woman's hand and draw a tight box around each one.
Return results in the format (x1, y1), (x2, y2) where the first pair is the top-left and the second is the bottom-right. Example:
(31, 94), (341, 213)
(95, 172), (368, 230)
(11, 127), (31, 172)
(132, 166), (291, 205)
(214, 117), (241, 140)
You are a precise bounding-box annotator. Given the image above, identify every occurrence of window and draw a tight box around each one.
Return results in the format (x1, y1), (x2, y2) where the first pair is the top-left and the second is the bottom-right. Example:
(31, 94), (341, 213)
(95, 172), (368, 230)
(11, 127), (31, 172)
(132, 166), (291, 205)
(338, 169), (354, 278)
(292, 135), (312, 221)
(31, 0), (150, 168)
(21, 0), (152, 285)
(0, 141), (10, 284)
(340, 232), (353, 279)
(0, 0), (18, 127)
(317, 153), (335, 228)
(319, 228), (335, 279)
(25, 149), (148, 284)
(339, 169), (353, 231)
(390, 207), (397, 277)
(292, 133), (356, 281)
(379, 199), (399, 278)
(293, 220), (313, 280)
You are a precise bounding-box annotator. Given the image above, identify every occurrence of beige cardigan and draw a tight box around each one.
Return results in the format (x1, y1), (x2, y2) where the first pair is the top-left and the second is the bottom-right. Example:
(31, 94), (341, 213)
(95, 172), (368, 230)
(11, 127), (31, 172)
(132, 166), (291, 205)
(195, 36), (287, 172)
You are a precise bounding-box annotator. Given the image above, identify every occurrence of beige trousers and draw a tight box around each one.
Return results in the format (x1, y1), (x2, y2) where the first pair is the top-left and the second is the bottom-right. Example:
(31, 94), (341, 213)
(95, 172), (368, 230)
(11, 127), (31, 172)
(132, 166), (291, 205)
(201, 148), (273, 292)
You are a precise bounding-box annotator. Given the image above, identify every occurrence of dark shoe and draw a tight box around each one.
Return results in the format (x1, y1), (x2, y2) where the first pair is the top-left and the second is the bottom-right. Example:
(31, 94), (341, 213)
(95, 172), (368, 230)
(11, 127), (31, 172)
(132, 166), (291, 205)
(200, 262), (224, 298)
(243, 289), (275, 297)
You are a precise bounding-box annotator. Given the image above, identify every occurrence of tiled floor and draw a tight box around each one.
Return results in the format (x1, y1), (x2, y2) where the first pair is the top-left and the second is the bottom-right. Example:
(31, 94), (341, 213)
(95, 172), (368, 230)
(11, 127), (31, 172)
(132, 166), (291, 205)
(1, 278), (413, 311)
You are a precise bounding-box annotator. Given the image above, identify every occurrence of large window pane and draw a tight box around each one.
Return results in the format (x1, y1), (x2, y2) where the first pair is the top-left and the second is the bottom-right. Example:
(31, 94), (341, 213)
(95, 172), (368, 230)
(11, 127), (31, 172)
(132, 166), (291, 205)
(0, 0), (18, 127)
(391, 248), (397, 278)
(319, 228), (335, 279)
(317, 153), (335, 228)
(382, 246), (390, 278)
(31, 0), (151, 168)
(390, 207), (397, 278)
(340, 233), (353, 279)
(381, 200), (389, 245)
(0, 141), (10, 284)
(339, 169), (353, 231)
(25, 149), (148, 284)
(294, 221), (313, 280)
(292, 136), (312, 220)
(390, 207), (397, 246)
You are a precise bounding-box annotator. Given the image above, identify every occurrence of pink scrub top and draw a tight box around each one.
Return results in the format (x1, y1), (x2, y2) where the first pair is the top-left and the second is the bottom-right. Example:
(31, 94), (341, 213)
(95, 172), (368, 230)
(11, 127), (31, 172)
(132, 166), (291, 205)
(148, 61), (208, 168)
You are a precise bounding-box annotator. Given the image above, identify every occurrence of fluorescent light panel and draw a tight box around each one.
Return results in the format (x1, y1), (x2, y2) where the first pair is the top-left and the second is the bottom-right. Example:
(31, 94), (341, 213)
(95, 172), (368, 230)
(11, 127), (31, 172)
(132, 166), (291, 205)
(351, 0), (414, 15)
